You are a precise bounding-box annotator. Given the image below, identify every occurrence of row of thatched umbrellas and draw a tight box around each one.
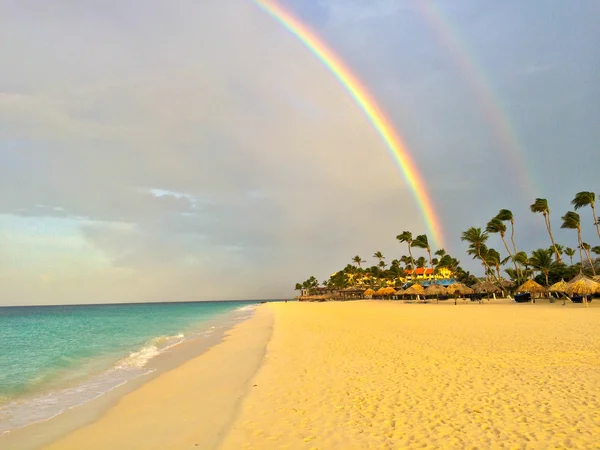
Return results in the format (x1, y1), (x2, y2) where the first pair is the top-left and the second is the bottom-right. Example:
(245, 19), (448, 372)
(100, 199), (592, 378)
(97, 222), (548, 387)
(363, 274), (600, 300)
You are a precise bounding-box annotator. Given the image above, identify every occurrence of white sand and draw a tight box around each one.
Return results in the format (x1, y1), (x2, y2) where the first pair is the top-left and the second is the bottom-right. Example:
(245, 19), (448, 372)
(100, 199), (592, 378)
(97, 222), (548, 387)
(221, 301), (600, 449)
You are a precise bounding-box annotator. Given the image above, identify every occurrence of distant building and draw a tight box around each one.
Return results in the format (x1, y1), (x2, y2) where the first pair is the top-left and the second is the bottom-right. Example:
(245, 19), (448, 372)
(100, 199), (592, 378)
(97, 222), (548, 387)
(402, 267), (452, 282)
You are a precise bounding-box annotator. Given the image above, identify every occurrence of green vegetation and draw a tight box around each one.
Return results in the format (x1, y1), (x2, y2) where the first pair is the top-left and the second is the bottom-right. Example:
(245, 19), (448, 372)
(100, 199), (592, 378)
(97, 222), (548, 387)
(296, 192), (600, 294)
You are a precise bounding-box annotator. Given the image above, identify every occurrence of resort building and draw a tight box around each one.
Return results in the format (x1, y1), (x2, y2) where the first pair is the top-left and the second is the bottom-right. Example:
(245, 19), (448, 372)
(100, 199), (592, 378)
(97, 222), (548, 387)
(402, 267), (453, 282)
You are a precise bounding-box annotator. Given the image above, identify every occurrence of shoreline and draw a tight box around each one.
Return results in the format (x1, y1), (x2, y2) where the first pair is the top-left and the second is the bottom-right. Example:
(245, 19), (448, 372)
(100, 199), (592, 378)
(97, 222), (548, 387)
(0, 304), (271, 450)
(4, 300), (599, 449)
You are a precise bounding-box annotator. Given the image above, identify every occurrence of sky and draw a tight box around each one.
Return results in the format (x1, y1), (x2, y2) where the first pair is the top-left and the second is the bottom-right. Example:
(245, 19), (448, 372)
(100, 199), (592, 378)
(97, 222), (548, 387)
(1, 0), (599, 305)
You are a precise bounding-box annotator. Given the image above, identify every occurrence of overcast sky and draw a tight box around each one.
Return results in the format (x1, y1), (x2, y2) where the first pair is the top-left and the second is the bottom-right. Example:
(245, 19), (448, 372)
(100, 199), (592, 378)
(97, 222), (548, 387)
(1, 0), (598, 305)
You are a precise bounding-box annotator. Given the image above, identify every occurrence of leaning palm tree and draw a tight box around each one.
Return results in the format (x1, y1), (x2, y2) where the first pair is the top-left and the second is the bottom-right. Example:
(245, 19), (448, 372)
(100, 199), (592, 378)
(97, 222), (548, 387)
(530, 198), (562, 262)
(396, 231), (415, 270)
(461, 227), (493, 278)
(579, 242), (597, 276)
(561, 212), (584, 273)
(486, 218), (518, 273)
(415, 256), (427, 268)
(529, 248), (554, 286)
(565, 247), (576, 265)
(412, 234), (433, 273)
(352, 256), (365, 268)
(571, 191), (599, 239)
(496, 209), (518, 256)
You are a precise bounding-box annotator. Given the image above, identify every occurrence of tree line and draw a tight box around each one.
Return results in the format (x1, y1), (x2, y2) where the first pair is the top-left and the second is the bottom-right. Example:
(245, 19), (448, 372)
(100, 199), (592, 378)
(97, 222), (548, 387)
(296, 192), (600, 294)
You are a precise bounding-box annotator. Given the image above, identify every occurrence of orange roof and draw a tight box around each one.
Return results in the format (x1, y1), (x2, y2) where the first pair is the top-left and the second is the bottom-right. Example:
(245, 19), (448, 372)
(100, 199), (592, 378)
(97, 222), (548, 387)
(405, 268), (434, 275)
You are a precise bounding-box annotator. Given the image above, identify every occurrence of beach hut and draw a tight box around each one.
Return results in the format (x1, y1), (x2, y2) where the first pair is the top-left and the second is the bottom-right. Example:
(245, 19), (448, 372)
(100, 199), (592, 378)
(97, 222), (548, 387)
(446, 283), (474, 304)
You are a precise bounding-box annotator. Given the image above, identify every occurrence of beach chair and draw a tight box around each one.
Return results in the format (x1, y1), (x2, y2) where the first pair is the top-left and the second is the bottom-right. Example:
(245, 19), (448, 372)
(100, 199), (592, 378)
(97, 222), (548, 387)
(514, 293), (531, 303)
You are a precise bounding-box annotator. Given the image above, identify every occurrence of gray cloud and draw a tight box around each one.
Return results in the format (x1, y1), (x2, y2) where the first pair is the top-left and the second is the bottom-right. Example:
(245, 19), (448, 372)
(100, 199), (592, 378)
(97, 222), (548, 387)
(1, 0), (599, 304)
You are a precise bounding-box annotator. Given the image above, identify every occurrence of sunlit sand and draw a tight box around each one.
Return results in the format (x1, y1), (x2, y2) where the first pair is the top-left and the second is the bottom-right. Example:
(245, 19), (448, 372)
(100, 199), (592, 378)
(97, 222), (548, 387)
(38, 300), (600, 449)
(222, 301), (600, 449)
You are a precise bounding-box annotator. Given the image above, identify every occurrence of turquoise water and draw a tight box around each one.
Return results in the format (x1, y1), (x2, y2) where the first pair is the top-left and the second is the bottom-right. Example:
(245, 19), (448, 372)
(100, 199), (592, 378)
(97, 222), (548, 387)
(0, 301), (261, 433)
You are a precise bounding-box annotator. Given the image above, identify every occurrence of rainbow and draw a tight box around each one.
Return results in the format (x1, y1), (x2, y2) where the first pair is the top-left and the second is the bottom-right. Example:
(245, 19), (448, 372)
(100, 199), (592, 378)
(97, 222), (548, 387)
(253, 0), (445, 248)
(415, 1), (537, 197)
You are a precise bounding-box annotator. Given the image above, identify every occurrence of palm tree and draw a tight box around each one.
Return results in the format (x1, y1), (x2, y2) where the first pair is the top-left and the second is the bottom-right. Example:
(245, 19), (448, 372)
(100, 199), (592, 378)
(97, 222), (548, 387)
(352, 256), (365, 268)
(434, 249), (446, 258)
(483, 248), (503, 281)
(561, 212), (584, 273)
(378, 260), (387, 270)
(373, 251), (385, 266)
(396, 232), (415, 270)
(294, 283), (302, 295)
(571, 191), (599, 239)
(579, 242), (596, 276)
(412, 234), (433, 279)
(529, 248), (554, 286)
(461, 227), (493, 277)
(400, 255), (412, 270)
(496, 209), (518, 256)
(530, 198), (562, 262)
(415, 256), (427, 268)
(486, 217), (518, 273)
(565, 247), (576, 265)
(592, 246), (600, 257)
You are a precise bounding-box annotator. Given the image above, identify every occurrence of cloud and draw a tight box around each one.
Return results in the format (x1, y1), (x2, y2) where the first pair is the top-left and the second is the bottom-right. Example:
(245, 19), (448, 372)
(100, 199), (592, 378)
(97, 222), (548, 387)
(1, 0), (598, 304)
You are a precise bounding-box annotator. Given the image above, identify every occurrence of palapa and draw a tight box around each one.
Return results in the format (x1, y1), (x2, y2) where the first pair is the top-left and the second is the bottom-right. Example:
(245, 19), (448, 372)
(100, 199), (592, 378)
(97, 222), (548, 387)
(472, 281), (500, 294)
(382, 287), (397, 295)
(447, 283), (474, 296)
(424, 284), (447, 296)
(566, 275), (600, 296)
(403, 284), (425, 295)
(517, 279), (548, 294)
(549, 279), (568, 293)
(363, 288), (376, 297)
(375, 287), (387, 296)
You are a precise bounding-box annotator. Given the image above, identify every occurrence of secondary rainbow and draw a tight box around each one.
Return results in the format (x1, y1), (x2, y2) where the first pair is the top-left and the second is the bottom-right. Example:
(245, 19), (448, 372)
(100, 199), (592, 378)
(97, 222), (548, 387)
(253, 0), (444, 248)
(415, 1), (537, 197)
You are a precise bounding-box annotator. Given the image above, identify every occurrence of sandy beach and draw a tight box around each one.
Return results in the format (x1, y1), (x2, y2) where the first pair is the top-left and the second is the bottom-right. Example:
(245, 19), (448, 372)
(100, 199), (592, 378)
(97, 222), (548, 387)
(8, 300), (599, 449)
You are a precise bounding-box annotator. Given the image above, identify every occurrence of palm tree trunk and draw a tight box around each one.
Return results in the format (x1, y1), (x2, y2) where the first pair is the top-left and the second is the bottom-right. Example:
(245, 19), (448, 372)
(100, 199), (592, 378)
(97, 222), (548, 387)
(501, 235), (519, 274)
(544, 272), (549, 287)
(569, 255), (573, 265)
(544, 213), (562, 263)
(583, 245), (597, 276)
(510, 219), (518, 255)
(592, 204), (600, 239)
(577, 229), (584, 274)
(407, 245), (415, 272)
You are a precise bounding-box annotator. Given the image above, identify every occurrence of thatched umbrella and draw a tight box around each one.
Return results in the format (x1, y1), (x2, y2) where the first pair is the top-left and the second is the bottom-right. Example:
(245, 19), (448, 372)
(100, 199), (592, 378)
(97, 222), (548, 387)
(363, 288), (376, 298)
(566, 274), (599, 307)
(383, 287), (397, 296)
(549, 279), (568, 305)
(424, 284), (446, 296)
(549, 279), (568, 293)
(447, 283), (473, 296)
(404, 284), (425, 298)
(517, 279), (548, 295)
(424, 284), (447, 304)
(499, 279), (515, 289)
(472, 281), (500, 294)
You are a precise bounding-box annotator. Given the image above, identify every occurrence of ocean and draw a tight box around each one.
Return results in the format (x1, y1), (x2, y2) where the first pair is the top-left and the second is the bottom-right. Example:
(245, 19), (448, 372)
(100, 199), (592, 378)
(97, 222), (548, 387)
(0, 300), (263, 435)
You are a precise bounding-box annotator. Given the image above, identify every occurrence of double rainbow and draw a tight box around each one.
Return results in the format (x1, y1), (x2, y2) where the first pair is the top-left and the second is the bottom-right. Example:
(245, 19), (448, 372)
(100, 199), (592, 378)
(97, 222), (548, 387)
(253, 0), (444, 248)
